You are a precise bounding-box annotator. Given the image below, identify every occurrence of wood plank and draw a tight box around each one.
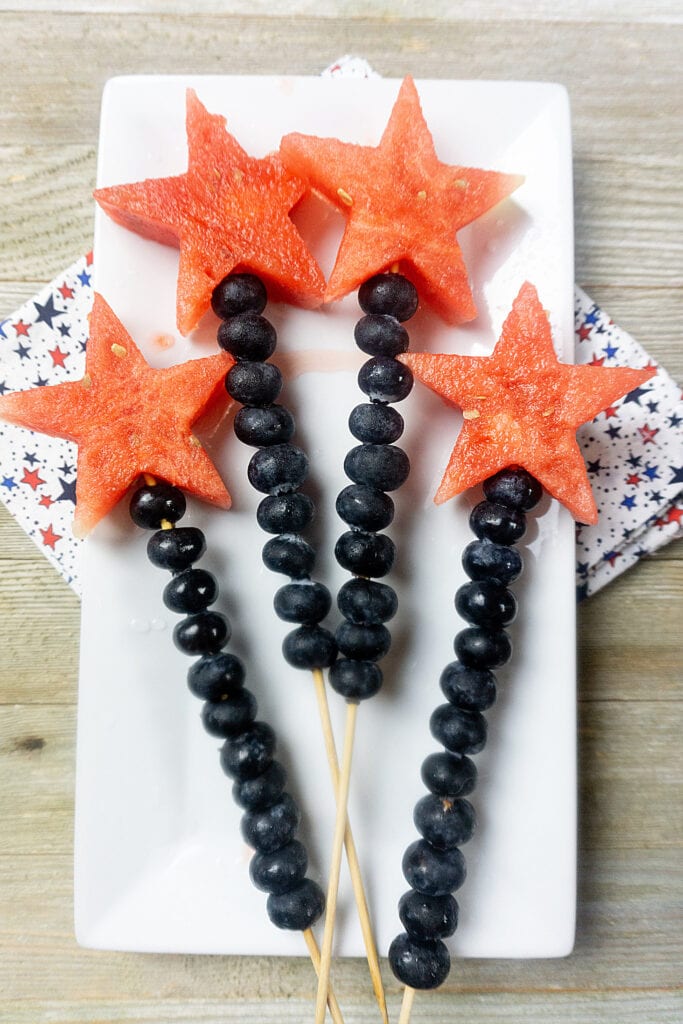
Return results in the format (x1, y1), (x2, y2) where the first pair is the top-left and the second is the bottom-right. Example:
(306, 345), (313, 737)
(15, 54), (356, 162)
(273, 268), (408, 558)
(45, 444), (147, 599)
(0, 848), (680, 1003)
(0, 15), (680, 160)
(578, 559), (683, 702)
(5, 1), (683, 24)
(2, 992), (680, 1024)
(0, 144), (95, 282)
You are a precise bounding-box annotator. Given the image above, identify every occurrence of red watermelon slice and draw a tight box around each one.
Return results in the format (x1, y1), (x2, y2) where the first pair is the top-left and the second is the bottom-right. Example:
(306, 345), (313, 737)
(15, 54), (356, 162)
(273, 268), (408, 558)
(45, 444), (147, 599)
(0, 294), (234, 535)
(95, 90), (325, 335)
(280, 76), (524, 324)
(400, 282), (656, 524)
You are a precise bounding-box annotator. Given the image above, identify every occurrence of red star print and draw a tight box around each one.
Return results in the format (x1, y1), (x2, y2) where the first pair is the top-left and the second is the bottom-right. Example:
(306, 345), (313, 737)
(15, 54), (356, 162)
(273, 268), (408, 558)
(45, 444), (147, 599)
(39, 494), (55, 508)
(626, 474), (642, 486)
(14, 320), (30, 337)
(588, 355), (606, 367)
(603, 405), (619, 419)
(665, 506), (683, 525)
(638, 424), (659, 445)
(86, 251), (94, 266)
(48, 346), (68, 368)
(578, 324), (592, 341)
(58, 283), (74, 300)
(21, 467), (46, 490)
(40, 524), (61, 549)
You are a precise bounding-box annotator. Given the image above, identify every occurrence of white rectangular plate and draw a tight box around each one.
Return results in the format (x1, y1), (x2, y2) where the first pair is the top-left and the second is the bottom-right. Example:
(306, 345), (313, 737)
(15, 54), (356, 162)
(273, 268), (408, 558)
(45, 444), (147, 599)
(77, 74), (575, 958)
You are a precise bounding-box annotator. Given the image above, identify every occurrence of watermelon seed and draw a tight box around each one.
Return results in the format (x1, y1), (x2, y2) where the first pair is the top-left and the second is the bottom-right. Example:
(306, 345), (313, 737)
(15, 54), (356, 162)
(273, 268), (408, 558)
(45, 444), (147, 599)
(337, 187), (353, 206)
(111, 343), (127, 358)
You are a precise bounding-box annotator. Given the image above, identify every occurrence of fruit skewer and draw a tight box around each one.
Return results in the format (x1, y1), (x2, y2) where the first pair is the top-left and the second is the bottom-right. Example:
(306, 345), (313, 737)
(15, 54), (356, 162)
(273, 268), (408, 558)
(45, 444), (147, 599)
(0, 295), (346, 1022)
(212, 271), (389, 1024)
(279, 76), (525, 1023)
(93, 91), (388, 1020)
(389, 466), (541, 1019)
(387, 283), (655, 1022)
(313, 269), (418, 1024)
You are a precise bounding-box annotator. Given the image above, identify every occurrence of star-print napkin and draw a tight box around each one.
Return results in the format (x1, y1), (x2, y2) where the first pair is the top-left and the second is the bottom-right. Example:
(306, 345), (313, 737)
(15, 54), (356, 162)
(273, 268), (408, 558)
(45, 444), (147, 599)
(0, 253), (90, 592)
(1, 254), (680, 600)
(573, 286), (682, 597)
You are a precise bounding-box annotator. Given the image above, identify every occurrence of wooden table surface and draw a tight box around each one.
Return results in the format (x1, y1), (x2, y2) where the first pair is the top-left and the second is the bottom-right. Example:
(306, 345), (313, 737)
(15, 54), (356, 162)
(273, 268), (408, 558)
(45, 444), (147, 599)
(1, 3), (681, 1023)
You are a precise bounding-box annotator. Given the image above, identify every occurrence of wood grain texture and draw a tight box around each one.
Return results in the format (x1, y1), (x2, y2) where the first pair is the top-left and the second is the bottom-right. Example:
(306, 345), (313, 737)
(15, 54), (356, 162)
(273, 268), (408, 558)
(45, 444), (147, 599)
(0, 5), (681, 1023)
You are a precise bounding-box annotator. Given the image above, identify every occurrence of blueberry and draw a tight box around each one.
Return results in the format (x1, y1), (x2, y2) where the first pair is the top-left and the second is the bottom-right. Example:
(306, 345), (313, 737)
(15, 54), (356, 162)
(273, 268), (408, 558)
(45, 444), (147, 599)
(201, 689), (258, 736)
(421, 752), (477, 798)
(344, 444), (410, 491)
(439, 661), (497, 711)
(211, 273), (267, 319)
(484, 467), (543, 511)
(130, 482), (186, 530)
(358, 357), (413, 403)
(187, 652), (245, 701)
(234, 405), (295, 447)
(282, 625), (337, 669)
(470, 500), (526, 545)
(220, 722), (276, 781)
(348, 403), (404, 444)
(455, 580), (517, 628)
(329, 659), (383, 701)
(336, 622), (391, 661)
(225, 361), (282, 405)
(354, 314), (410, 357)
(335, 531), (395, 578)
(163, 568), (218, 613)
(173, 611), (230, 655)
(454, 626), (512, 669)
(248, 444), (308, 494)
(250, 839), (308, 894)
(274, 581), (332, 623)
(398, 890), (458, 941)
(257, 493), (315, 534)
(414, 795), (476, 849)
(232, 760), (287, 811)
(241, 793), (300, 854)
(402, 839), (466, 896)
(336, 485), (394, 531)
(147, 527), (206, 572)
(337, 578), (397, 624)
(388, 933), (450, 989)
(217, 313), (276, 361)
(266, 878), (325, 930)
(262, 535), (315, 579)
(359, 273), (419, 321)
(462, 538), (522, 585)
(430, 705), (487, 755)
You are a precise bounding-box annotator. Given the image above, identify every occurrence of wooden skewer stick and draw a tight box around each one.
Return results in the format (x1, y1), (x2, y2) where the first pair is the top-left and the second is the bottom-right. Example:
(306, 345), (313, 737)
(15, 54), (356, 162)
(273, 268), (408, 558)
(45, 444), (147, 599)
(314, 700), (360, 1024)
(311, 669), (389, 1024)
(398, 984), (416, 1024)
(303, 928), (346, 1024)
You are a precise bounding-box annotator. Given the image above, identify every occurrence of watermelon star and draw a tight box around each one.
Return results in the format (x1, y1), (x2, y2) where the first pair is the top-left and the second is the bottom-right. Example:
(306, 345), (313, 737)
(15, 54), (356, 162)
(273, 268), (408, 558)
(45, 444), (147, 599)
(280, 75), (524, 324)
(0, 293), (234, 536)
(94, 90), (325, 335)
(400, 282), (656, 524)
